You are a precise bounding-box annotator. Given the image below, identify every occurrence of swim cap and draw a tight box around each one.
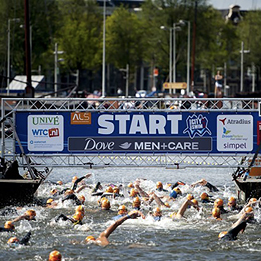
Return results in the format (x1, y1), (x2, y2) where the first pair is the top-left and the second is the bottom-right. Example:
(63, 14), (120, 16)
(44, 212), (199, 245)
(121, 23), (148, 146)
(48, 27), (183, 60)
(75, 205), (84, 213)
(191, 199), (198, 206)
(57, 181), (63, 185)
(106, 186), (113, 193)
(78, 195), (85, 204)
(47, 198), (54, 204)
(25, 209), (36, 220)
(118, 205), (127, 214)
(130, 188), (138, 197)
(85, 236), (95, 242)
(174, 187), (182, 195)
(164, 202), (170, 208)
(249, 198), (257, 204)
(154, 207), (162, 213)
(200, 192), (209, 200)
(228, 197), (236, 206)
(113, 187), (120, 194)
(4, 221), (15, 230)
(72, 176), (78, 183)
(212, 207), (221, 218)
(128, 182), (134, 188)
(245, 206), (253, 213)
(65, 189), (74, 196)
(48, 250), (62, 261)
(187, 194), (194, 200)
(156, 181), (163, 189)
(50, 189), (58, 195)
(132, 197), (141, 207)
(101, 198), (111, 209)
(214, 198), (223, 208)
(218, 231), (228, 239)
(7, 236), (19, 245)
(169, 190), (177, 199)
(73, 211), (84, 221)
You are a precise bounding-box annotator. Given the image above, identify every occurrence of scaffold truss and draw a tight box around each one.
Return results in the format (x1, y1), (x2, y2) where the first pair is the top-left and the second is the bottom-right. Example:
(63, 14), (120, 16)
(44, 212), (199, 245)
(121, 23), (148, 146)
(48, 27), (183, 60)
(1, 97), (260, 169)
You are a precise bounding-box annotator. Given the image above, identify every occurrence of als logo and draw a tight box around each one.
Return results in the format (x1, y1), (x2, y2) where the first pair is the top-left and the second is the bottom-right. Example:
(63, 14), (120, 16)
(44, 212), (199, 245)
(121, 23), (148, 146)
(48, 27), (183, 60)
(183, 114), (211, 139)
(219, 118), (231, 135)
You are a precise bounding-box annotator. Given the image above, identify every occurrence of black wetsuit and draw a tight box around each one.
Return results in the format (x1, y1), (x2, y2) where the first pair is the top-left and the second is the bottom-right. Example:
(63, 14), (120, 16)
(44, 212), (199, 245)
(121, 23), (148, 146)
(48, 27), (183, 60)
(0, 227), (14, 232)
(62, 193), (82, 205)
(20, 231), (31, 245)
(220, 221), (247, 241)
(205, 182), (219, 192)
(55, 214), (82, 225)
(71, 176), (87, 191)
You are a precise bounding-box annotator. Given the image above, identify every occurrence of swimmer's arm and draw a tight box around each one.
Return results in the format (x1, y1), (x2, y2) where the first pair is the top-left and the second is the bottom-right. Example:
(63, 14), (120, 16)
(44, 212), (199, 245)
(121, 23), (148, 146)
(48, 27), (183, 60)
(11, 214), (31, 223)
(176, 199), (192, 217)
(75, 184), (88, 193)
(134, 182), (149, 198)
(101, 211), (141, 239)
(151, 192), (168, 207)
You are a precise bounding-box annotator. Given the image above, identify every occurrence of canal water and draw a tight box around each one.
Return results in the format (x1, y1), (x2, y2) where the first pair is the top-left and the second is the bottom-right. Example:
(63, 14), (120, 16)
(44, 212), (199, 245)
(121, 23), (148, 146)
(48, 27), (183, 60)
(0, 166), (261, 260)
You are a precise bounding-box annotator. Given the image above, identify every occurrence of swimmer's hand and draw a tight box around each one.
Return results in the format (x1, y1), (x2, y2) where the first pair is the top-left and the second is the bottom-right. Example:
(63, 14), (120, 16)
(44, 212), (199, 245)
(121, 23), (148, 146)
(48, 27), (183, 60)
(128, 210), (145, 219)
(85, 173), (92, 179)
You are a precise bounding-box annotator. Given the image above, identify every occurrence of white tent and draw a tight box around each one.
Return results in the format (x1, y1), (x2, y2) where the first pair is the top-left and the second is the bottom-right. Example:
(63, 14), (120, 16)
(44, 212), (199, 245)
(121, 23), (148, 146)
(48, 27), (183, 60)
(7, 75), (45, 92)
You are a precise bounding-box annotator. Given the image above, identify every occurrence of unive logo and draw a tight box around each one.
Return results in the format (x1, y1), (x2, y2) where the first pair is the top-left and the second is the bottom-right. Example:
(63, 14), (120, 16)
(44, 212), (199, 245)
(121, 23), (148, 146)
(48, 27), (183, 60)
(183, 114), (211, 139)
(32, 116), (60, 125)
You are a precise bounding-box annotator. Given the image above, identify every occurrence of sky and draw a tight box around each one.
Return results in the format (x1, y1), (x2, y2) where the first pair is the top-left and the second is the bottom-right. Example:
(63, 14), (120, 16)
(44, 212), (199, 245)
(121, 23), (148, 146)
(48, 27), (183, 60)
(208, 0), (261, 10)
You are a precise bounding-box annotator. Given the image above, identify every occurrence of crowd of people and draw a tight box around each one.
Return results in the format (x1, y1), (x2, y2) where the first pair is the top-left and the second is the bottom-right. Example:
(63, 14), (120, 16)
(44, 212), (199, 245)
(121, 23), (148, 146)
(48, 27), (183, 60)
(0, 174), (260, 260)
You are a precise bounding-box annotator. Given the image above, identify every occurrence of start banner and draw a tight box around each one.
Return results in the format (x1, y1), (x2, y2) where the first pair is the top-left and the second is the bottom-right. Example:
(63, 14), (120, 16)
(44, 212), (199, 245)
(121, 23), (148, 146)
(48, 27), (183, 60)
(15, 111), (257, 154)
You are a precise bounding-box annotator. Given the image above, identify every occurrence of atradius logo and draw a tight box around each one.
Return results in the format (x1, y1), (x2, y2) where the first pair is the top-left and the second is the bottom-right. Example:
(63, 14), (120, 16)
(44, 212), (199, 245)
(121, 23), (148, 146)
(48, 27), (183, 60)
(219, 117), (231, 136)
(183, 114), (211, 139)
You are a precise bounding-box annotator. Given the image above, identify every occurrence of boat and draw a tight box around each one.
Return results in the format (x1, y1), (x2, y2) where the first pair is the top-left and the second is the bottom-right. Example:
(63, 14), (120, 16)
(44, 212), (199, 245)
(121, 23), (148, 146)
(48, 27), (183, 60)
(0, 158), (51, 207)
(232, 155), (261, 202)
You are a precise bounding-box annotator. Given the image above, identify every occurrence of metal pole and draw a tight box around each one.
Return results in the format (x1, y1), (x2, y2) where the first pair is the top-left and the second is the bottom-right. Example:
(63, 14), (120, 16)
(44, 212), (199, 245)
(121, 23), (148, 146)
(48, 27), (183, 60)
(240, 41), (244, 92)
(54, 43), (58, 97)
(169, 27), (172, 94)
(7, 19), (11, 95)
(186, 21), (191, 95)
(102, 0), (106, 97)
(173, 23), (176, 94)
(252, 62), (255, 93)
(126, 64), (129, 97)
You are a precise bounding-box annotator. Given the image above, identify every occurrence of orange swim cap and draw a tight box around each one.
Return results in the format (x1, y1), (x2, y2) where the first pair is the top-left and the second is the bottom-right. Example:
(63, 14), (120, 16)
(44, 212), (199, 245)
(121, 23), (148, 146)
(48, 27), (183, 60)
(25, 209), (36, 220)
(212, 207), (221, 218)
(4, 221), (15, 230)
(113, 187), (120, 194)
(200, 192), (209, 200)
(101, 198), (111, 209)
(85, 236), (95, 242)
(130, 188), (138, 197)
(245, 206), (253, 213)
(191, 199), (198, 206)
(72, 176), (78, 183)
(78, 195), (85, 204)
(174, 187), (182, 195)
(75, 205), (84, 213)
(228, 197), (236, 206)
(48, 250), (62, 261)
(7, 236), (19, 245)
(73, 211), (84, 221)
(214, 198), (223, 208)
(128, 182), (134, 188)
(218, 231), (228, 239)
(156, 181), (163, 189)
(249, 198), (257, 204)
(57, 181), (63, 185)
(187, 194), (194, 200)
(47, 198), (54, 204)
(106, 186), (113, 193)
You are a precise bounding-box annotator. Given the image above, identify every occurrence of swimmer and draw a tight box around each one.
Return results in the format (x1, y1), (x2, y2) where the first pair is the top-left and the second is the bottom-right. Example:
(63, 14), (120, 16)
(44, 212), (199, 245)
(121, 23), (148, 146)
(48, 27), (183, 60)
(85, 210), (144, 246)
(7, 231), (31, 247)
(61, 190), (84, 205)
(170, 181), (186, 189)
(132, 197), (141, 210)
(151, 207), (162, 221)
(55, 210), (84, 225)
(134, 180), (150, 199)
(155, 181), (168, 192)
(191, 179), (219, 192)
(170, 198), (199, 219)
(200, 192), (211, 203)
(214, 198), (228, 214)
(227, 197), (242, 211)
(48, 250), (62, 261)
(0, 221), (15, 232)
(218, 221), (247, 241)
(147, 191), (170, 208)
(72, 173), (92, 193)
(11, 209), (36, 223)
(212, 207), (222, 220)
(46, 198), (58, 208)
(112, 205), (128, 221)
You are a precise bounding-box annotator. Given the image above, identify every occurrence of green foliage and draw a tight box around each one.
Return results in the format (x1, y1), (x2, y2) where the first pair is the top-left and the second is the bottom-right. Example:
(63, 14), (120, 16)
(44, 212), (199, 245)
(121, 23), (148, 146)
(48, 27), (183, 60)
(105, 6), (145, 70)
